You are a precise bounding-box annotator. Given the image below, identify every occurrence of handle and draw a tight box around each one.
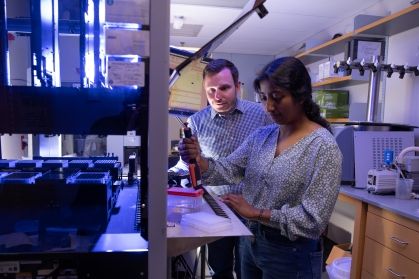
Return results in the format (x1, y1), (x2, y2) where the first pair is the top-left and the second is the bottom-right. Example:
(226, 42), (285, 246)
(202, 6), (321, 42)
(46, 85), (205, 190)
(390, 236), (408, 245)
(386, 268), (405, 278)
(182, 126), (203, 189)
(183, 127), (197, 164)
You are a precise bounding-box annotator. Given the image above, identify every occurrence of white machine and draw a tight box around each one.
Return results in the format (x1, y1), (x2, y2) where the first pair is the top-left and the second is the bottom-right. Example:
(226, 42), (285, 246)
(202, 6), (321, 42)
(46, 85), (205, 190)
(332, 123), (415, 189)
(367, 150), (419, 194)
(367, 168), (398, 193)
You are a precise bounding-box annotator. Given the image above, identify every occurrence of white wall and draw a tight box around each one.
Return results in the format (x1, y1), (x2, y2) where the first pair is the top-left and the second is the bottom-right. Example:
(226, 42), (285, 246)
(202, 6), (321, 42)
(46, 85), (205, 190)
(384, 26), (419, 143)
(212, 52), (274, 101)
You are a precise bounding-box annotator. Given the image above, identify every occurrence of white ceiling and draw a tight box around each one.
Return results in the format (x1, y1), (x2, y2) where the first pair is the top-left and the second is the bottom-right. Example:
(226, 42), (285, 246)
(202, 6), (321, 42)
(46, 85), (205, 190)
(170, 0), (383, 56)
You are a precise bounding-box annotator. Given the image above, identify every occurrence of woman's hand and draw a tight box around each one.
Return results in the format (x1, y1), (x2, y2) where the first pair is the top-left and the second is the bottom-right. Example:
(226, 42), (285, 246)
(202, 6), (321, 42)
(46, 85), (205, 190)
(219, 194), (259, 220)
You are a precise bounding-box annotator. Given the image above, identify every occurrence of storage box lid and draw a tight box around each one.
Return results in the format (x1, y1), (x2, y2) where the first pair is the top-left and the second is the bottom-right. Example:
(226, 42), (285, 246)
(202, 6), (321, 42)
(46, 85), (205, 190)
(168, 187), (204, 197)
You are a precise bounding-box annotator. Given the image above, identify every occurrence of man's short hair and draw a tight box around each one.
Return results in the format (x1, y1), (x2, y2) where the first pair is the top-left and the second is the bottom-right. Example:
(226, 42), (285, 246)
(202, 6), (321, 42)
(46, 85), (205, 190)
(203, 59), (239, 86)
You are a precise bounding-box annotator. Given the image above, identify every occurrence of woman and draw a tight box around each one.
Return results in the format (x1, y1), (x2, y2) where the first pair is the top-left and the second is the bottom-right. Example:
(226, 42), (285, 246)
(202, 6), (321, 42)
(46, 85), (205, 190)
(178, 57), (343, 279)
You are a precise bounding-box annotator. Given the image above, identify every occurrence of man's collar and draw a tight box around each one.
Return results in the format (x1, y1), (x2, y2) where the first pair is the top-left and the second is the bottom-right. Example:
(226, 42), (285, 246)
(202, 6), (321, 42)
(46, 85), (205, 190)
(210, 97), (244, 119)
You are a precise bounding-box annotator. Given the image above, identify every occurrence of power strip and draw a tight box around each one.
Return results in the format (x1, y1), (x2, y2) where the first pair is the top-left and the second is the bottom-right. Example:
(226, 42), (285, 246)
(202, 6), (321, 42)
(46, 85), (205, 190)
(0, 261), (20, 273)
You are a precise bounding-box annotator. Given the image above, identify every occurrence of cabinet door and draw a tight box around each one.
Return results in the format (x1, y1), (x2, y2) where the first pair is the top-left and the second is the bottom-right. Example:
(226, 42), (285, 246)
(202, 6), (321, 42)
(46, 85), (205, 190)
(366, 212), (419, 262)
(363, 237), (419, 278)
(361, 269), (378, 279)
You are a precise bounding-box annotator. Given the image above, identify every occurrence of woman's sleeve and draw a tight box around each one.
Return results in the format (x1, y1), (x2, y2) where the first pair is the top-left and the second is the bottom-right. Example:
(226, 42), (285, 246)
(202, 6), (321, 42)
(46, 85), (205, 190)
(202, 129), (258, 186)
(271, 143), (343, 240)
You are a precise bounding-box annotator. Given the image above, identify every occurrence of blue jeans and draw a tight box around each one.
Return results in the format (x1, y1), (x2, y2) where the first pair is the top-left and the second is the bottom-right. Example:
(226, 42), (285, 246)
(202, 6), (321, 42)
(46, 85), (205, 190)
(242, 222), (323, 279)
(207, 211), (245, 279)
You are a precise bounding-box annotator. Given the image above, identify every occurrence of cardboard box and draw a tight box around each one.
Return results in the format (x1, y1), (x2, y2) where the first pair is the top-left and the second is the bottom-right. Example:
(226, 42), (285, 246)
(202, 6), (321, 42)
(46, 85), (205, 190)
(315, 90), (349, 109)
(318, 63), (324, 80)
(326, 243), (352, 265)
(320, 106), (350, 118)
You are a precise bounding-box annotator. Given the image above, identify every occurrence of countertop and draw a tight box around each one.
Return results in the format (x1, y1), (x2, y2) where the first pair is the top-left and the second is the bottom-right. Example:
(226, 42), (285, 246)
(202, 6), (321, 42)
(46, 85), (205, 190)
(339, 185), (419, 222)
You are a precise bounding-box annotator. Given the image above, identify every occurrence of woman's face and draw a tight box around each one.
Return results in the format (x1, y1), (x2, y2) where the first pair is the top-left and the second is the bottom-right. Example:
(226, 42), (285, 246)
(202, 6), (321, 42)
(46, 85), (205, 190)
(258, 79), (304, 125)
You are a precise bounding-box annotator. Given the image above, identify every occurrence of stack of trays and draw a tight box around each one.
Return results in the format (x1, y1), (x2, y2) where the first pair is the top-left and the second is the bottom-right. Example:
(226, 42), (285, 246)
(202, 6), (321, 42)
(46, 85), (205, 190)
(181, 212), (233, 233)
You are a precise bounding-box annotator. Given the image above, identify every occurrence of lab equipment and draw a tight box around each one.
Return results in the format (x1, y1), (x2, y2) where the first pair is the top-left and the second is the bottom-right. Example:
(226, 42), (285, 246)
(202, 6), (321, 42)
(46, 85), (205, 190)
(332, 123), (415, 188)
(175, 116), (203, 189)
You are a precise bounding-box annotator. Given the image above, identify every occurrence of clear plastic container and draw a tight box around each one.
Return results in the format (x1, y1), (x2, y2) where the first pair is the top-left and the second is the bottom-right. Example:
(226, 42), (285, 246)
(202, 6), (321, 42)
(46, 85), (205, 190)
(395, 178), (414, 200)
(326, 257), (351, 279)
(167, 187), (204, 208)
(181, 212), (232, 233)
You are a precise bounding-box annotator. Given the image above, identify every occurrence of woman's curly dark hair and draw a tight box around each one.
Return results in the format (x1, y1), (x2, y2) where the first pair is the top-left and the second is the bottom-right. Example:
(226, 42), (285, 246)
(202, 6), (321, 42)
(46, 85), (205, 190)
(253, 57), (332, 134)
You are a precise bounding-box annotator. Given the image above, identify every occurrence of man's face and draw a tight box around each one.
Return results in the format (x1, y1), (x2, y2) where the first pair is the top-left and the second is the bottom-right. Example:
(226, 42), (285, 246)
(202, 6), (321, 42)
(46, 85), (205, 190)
(203, 68), (240, 115)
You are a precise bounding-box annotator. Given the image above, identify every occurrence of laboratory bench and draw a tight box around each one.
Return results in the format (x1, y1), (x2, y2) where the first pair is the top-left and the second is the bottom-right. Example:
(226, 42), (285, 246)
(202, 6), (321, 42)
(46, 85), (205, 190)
(337, 185), (419, 279)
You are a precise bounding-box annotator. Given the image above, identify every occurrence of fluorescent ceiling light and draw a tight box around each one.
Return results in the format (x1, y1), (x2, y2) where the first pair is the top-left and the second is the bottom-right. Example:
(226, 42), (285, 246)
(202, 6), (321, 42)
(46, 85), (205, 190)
(173, 16), (184, 29)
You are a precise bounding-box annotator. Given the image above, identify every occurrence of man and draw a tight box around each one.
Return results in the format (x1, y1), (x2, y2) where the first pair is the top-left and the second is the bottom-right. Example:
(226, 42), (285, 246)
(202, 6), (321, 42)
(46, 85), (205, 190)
(169, 58), (272, 279)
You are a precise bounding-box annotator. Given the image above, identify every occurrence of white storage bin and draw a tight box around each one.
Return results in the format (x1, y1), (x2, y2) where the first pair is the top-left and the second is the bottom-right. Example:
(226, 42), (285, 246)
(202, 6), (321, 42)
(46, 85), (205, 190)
(326, 257), (351, 279)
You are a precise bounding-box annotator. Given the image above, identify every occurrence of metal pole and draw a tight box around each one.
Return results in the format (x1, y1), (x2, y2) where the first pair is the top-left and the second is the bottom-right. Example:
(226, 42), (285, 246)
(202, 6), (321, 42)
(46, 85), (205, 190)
(79, 0), (86, 87)
(366, 55), (381, 122)
(200, 245), (206, 279)
(0, 0), (10, 86)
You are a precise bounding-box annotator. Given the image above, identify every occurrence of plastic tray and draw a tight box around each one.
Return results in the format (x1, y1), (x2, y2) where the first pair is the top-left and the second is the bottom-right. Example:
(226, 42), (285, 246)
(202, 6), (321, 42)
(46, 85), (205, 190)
(42, 160), (69, 168)
(0, 160), (18, 168)
(0, 172), (43, 184)
(36, 173), (73, 184)
(94, 160), (118, 168)
(15, 160), (43, 168)
(68, 160), (94, 168)
(70, 172), (109, 184)
(168, 188), (204, 208)
(181, 212), (233, 233)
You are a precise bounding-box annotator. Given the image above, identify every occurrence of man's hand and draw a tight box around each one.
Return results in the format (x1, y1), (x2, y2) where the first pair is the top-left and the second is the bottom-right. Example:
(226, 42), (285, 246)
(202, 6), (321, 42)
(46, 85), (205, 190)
(178, 134), (201, 164)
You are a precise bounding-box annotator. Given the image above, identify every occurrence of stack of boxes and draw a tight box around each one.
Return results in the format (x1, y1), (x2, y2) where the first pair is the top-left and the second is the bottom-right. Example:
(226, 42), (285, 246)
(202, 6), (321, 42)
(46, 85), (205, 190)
(315, 90), (350, 119)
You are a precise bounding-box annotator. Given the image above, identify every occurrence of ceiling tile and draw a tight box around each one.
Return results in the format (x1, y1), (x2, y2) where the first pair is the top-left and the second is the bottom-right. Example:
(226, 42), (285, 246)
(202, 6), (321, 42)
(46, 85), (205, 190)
(264, 0), (382, 18)
(241, 12), (342, 33)
(169, 0), (389, 55)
